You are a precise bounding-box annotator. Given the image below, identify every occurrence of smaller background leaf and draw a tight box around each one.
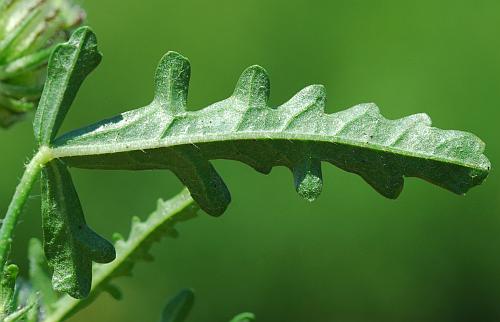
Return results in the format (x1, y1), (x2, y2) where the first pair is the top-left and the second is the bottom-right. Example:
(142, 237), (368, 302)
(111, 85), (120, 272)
(229, 312), (256, 322)
(160, 289), (195, 322)
(42, 189), (199, 322)
(28, 238), (58, 314)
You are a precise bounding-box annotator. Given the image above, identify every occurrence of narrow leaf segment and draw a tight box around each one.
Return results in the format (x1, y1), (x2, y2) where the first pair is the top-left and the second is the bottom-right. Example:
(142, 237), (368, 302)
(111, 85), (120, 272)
(34, 26), (101, 145)
(41, 159), (115, 298)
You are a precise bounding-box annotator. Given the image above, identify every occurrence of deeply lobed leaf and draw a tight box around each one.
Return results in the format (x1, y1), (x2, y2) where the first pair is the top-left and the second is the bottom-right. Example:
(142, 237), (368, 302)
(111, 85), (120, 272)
(28, 26), (491, 302)
(50, 50), (490, 216)
(41, 159), (115, 298)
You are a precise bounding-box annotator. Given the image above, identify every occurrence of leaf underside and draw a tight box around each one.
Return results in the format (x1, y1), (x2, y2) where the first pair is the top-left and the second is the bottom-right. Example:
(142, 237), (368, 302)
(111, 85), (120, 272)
(41, 159), (115, 299)
(33, 27), (101, 146)
(48, 31), (490, 216)
(32, 26), (491, 300)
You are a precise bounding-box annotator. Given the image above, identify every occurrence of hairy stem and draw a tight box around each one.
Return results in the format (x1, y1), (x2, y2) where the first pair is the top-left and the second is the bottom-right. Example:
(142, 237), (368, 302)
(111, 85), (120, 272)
(0, 147), (52, 271)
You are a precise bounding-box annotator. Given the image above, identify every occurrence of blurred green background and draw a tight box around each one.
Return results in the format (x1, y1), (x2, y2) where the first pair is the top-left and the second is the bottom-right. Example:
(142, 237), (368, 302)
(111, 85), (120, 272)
(1, 0), (500, 321)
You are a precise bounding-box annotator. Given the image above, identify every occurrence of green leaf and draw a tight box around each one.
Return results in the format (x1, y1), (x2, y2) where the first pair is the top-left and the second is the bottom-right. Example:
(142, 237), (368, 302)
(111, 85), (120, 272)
(33, 26), (101, 145)
(51, 51), (490, 216)
(160, 289), (195, 322)
(28, 238), (58, 314)
(41, 159), (115, 299)
(229, 312), (256, 322)
(42, 189), (198, 322)
(97, 188), (198, 284)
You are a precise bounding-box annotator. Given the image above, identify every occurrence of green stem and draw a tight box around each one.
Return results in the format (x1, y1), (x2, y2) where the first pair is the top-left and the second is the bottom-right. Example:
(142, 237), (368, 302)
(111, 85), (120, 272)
(0, 147), (52, 271)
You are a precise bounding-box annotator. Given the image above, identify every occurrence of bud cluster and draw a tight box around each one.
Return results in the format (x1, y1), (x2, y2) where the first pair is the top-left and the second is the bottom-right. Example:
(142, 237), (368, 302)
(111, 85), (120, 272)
(0, 0), (84, 127)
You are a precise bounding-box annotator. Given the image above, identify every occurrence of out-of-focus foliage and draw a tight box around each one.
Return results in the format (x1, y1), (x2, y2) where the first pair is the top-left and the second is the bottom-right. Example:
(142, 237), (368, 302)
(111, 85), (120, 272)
(0, 0), (83, 128)
(42, 189), (199, 322)
(160, 289), (195, 322)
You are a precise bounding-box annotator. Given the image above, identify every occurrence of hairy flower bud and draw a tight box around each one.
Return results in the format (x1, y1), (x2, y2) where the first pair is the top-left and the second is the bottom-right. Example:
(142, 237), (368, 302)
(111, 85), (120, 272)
(0, 0), (84, 128)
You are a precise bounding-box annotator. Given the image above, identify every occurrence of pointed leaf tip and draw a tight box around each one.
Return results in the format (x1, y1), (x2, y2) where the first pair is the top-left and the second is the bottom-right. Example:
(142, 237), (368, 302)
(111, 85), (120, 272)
(154, 51), (190, 114)
(233, 65), (270, 107)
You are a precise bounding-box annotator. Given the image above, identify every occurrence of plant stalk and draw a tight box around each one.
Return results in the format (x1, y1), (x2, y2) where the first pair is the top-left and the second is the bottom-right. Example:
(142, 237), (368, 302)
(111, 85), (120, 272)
(0, 147), (52, 271)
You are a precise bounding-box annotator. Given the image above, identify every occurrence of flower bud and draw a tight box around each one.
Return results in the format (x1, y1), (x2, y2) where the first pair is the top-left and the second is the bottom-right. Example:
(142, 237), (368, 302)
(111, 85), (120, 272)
(0, 0), (85, 128)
